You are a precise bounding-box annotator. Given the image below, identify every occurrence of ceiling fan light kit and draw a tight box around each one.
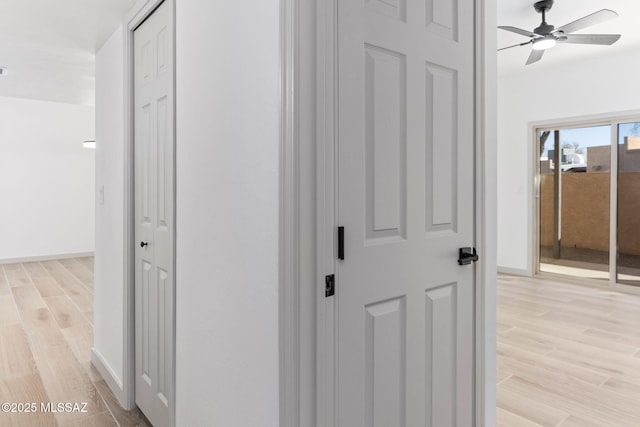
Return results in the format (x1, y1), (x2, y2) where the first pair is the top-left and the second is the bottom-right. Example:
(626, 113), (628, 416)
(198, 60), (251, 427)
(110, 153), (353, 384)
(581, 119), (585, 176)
(498, 0), (621, 64)
(532, 35), (557, 50)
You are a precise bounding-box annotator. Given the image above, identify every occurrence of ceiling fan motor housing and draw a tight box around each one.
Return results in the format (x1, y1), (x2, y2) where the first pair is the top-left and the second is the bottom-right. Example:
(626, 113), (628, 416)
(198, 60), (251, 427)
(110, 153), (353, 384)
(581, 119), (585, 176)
(534, 23), (555, 35)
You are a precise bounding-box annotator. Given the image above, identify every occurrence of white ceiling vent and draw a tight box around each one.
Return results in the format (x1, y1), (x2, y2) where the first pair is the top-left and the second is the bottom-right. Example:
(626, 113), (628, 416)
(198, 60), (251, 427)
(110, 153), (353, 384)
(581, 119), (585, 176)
(0, 67), (8, 76)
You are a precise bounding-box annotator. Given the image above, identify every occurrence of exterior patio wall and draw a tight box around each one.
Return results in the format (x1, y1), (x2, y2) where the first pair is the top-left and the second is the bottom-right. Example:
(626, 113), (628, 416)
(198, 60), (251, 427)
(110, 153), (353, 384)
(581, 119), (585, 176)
(541, 172), (640, 256)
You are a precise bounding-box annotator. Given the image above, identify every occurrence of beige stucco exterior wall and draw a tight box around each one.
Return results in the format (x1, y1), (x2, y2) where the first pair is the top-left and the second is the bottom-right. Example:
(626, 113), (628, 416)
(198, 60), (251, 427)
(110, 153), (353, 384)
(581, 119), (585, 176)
(540, 172), (640, 256)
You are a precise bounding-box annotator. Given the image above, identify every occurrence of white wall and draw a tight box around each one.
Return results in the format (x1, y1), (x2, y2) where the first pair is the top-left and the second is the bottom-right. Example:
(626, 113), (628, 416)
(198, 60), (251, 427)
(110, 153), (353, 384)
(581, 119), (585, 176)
(0, 96), (95, 261)
(497, 49), (640, 273)
(94, 4), (281, 422)
(175, 1), (280, 425)
(93, 25), (125, 395)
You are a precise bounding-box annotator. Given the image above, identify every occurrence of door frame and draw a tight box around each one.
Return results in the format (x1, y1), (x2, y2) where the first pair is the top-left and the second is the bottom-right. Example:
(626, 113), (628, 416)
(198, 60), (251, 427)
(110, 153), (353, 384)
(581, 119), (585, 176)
(112, 0), (494, 423)
(284, 0), (497, 425)
(121, 0), (176, 422)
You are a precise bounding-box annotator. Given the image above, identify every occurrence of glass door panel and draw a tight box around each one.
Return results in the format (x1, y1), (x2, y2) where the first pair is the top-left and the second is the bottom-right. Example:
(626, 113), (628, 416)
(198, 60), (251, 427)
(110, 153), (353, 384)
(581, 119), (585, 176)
(617, 122), (640, 285)
(539, 125), (611, 280)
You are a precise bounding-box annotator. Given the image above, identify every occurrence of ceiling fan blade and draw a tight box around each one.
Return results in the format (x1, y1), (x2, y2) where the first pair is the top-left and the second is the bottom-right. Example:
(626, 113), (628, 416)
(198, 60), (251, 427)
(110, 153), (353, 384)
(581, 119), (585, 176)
(560, 33), (621, 45)
(498, 26), (539, 38)
(498, 40), (533, 51)
(555, 9), (618, 35)
(526, 49), (544, 65)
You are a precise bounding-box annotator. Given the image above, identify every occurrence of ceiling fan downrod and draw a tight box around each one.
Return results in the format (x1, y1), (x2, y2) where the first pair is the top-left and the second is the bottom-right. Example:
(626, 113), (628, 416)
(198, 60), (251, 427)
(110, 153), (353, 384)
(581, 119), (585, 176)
(534, 0), (555, 35)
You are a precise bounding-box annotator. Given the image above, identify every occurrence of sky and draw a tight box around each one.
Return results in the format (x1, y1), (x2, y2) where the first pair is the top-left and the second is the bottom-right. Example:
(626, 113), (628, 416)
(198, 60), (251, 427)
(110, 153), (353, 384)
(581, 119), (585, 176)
(540, 122), (640, 160)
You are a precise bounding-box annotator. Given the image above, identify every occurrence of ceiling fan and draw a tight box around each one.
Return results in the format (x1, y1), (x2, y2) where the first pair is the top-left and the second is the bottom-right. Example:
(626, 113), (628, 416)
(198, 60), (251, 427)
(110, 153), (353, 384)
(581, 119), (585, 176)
(498, 0), (621, 65)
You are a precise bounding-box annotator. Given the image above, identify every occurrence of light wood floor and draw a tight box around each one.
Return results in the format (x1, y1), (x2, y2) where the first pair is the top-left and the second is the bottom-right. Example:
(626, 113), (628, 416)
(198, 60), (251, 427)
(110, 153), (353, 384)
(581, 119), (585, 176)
(0, 258), (150, 427)
(498, 274), (640, 427)
(5, 262), (639, 426)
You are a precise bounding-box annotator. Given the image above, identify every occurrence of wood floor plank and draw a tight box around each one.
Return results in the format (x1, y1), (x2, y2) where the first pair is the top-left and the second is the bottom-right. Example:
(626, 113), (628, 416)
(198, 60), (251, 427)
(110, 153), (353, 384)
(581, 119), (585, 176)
(557, 415), (610, 427)
(504, 325), (639, 356)
(0, 295), (21, 326)
(32, 344), (108, 425)
(503, 376), (640, 426)
(497, 328), (555, 355)
(3, 263), (30, 288)
(496, 321), (514, 334)
(0, 373), (57, 427)
(497, 383), (570, 427)
(21, 307), (67, 351)
(41, 261), (90, 295)
(0, 265), (10, 295)
(61, 322), (93, 364)
(496, 407), (545, 427)
(40, 261), (93, 312)
(496, 357), (513, 384)
(580, 327), (640, 352)
(44, 296), (88, 330)
(11, 281), (47, 311)
(601, 376), (640, 400)
(0, 324), (37, 379)
(498, 279), (574, 303)
(498, 303), (549, 319)
(506, 359), (640, 420)
(60, 411), (117, 427)
(67, 291), (93, 314)
(545, 347), (640, 383)
(497, 310), (588, 336)
(83, 311), (94, 326)
(497, 341), (609, 386)
(540, 309), (640, 344)
(58, 259), (93, 290)
(23, 262), (65, 298)
(605, 308), (640, 326)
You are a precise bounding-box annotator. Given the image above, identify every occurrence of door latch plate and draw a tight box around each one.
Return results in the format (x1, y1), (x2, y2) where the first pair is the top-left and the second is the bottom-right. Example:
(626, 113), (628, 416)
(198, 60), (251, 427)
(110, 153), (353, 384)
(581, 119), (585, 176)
(325, 274), (335, 297)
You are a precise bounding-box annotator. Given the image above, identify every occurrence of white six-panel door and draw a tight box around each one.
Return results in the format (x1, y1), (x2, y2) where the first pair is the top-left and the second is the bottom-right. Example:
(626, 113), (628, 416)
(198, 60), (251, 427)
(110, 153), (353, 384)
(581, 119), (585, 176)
(133, 2), (174, 426)
(336, 0), (475, 425)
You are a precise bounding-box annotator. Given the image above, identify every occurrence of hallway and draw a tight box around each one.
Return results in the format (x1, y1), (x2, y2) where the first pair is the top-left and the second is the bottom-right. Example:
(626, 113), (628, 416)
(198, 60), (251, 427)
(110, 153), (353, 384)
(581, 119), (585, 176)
(0, 258), (150, 426)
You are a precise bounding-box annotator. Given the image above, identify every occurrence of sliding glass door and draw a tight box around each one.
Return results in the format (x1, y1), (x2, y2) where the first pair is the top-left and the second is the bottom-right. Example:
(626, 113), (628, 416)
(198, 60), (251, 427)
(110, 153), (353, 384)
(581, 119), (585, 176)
(538, 125), (611, 280)
(617, 122), (640, 285)
(537, 117), (640, 287)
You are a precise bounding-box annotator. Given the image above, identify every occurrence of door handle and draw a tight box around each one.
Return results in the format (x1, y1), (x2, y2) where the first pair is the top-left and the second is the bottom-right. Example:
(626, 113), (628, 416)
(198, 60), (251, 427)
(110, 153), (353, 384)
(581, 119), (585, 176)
(458, 247), (479, 265)
(140, 241), (148, 248)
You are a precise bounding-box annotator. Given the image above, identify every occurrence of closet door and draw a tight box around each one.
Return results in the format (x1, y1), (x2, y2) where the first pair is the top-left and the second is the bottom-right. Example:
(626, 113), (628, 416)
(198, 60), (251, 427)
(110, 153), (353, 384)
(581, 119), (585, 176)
(134, 1), (175, 425)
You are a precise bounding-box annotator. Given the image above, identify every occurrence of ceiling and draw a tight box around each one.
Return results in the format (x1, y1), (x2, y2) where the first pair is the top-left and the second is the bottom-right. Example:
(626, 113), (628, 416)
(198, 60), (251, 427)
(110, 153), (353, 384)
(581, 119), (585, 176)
(0, 0), (137, 105)
(498, 0), (640, 76)
(0, 1), (636, 104)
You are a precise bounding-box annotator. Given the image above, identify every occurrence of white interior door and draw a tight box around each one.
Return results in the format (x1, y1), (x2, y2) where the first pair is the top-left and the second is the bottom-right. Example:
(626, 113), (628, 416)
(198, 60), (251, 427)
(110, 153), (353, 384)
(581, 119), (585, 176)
(134, 2), (174, 426)
(336, 0), (475, 425)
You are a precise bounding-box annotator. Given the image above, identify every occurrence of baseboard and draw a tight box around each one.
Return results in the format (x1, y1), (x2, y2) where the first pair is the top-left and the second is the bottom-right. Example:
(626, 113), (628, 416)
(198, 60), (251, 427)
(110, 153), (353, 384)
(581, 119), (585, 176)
(0, 251), (94, 265)
(91, 348), (131, 410)
(497, 266), (531, 277)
